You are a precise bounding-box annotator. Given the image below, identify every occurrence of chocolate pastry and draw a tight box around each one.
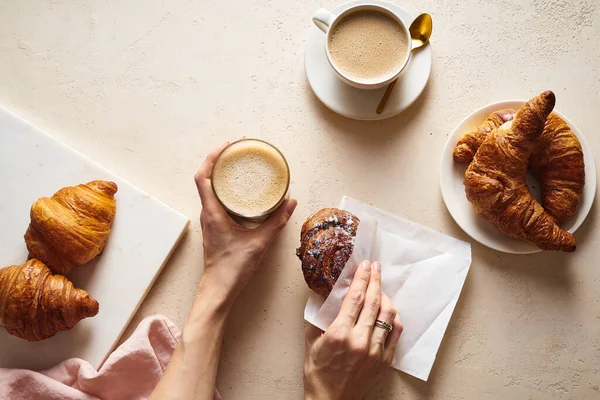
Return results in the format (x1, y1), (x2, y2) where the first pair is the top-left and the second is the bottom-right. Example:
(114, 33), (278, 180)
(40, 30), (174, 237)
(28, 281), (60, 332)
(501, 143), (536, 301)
(297, 208), (359, 297)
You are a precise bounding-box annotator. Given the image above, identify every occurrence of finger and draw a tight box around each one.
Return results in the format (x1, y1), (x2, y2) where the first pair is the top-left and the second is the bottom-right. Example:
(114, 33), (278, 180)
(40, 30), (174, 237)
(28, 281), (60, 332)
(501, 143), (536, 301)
(195, 141), (230, 181)
(194, 141), (230, 212)
(255, 198), (297, 242)
(355, 261), (382, 339)
(382, 314), (403, 365)
(368, 293), (396, 360)
(335, 261), (371, 327)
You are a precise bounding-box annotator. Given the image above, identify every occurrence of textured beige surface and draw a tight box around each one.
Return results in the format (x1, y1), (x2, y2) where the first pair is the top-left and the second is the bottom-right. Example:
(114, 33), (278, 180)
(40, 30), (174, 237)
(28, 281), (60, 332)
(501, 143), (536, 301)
(1, 0), (599, 398)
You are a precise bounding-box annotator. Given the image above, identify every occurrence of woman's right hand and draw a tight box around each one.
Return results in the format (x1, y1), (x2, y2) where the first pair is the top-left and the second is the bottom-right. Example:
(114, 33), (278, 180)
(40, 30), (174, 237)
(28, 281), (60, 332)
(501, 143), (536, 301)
(303, 261), (403, 400)
(194, 141), (297, 305)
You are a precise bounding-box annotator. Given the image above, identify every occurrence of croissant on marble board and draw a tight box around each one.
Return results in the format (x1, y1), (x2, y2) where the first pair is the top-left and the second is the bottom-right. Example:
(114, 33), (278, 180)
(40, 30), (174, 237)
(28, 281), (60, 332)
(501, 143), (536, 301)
(0, 259), (99, 341)
(24, 180), (118, 276)
(464, 90), (576, 252)
(296, 208), (359, 297)
(454, 109), (585, 225)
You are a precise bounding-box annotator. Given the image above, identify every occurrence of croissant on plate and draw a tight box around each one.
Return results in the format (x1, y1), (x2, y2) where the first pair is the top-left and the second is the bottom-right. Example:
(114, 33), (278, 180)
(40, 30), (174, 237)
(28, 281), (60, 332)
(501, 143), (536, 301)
(453, 109), (516, 163)
(530, 113), (585, 224)
(296, 208), (359, 297)
(454, 110), (585, 224)
(464, 90), (576, 252)
(25, 180), (118, 276)
(0, 259), (99, 341)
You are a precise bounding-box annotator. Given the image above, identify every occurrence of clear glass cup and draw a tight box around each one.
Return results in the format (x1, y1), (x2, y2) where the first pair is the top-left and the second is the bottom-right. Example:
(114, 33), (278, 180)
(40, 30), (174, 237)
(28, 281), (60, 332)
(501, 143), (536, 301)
(211, 139), (290, 225)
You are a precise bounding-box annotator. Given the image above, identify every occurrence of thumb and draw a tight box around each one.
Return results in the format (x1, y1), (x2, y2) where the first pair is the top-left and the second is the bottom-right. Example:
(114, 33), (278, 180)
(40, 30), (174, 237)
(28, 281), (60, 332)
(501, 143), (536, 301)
(256, 198), (297, 242)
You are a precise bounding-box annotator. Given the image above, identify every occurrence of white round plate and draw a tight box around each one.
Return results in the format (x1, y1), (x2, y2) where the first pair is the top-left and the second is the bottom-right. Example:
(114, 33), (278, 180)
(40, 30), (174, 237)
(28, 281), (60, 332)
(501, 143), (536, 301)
(440, 100), (597, 254)
(304, 0), (432, 121)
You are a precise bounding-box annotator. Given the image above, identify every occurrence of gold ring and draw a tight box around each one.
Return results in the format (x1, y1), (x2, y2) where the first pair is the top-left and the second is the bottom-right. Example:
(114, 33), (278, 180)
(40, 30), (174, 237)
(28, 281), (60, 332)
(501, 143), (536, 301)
(374, 319), (393, 333)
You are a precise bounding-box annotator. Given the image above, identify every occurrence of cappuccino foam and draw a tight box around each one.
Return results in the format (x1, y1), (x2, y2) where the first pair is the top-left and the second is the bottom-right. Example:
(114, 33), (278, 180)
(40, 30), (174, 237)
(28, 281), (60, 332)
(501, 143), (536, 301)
(328, 10), (408, 84)
(212, 140), (289, 217)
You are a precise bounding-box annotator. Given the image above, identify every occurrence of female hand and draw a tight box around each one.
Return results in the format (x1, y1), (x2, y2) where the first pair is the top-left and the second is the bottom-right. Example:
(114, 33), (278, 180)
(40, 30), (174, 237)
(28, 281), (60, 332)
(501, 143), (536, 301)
(303, 261), (403, 400)
(194, 141), (297, 304)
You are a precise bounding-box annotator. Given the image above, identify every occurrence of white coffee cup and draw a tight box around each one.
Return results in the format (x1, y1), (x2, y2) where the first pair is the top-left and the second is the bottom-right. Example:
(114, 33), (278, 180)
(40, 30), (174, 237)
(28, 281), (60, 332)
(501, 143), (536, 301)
(312, 3), (412, 90)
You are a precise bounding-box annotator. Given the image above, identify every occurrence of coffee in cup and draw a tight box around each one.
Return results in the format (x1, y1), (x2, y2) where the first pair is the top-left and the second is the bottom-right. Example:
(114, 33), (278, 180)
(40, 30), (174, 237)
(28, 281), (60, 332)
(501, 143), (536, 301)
(211, 139), (290, 221)
(328, 10), (408, 84)
(313, 4), (412, 90)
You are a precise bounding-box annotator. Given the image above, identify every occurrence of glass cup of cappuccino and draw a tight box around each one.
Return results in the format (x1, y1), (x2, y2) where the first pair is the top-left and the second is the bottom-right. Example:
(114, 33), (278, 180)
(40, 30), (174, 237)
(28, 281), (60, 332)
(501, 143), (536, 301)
(211, 139), (290, 223)
(312, 4), (412, 89)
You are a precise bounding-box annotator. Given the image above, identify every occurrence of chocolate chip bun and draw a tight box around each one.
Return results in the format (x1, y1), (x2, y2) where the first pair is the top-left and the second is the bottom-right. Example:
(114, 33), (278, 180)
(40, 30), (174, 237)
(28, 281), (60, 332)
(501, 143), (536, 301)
(296, 208), (359, 297)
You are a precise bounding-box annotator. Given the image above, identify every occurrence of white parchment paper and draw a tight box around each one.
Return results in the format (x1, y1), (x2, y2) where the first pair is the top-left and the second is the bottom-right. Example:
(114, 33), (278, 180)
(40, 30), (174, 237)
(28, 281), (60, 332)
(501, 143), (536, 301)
(304, 197), (472, 381)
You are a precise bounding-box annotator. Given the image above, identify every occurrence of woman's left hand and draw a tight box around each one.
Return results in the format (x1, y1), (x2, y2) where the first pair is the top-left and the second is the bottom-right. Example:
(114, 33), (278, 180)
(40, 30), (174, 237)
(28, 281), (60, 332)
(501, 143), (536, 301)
(303, 261), (403, 400)
(194, 141), (297, 304)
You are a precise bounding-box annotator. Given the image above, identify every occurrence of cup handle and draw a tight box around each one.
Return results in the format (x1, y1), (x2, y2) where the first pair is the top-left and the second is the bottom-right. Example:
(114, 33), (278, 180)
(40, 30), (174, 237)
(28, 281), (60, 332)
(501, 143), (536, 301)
(312, 8), (335, 33)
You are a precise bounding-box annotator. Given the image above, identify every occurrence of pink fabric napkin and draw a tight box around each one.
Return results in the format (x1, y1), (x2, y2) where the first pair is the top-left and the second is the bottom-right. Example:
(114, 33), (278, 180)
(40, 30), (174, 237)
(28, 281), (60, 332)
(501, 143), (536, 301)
(0, 315), (221, 400)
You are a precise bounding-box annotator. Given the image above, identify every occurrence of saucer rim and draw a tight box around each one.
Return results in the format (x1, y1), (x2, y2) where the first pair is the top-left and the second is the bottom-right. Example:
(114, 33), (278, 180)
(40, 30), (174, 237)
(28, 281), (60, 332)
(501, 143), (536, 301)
(304, 0), (433, 121)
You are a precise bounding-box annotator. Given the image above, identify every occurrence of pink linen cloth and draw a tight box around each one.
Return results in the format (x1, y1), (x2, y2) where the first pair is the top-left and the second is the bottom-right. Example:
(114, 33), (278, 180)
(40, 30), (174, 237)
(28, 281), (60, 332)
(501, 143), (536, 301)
(0, 315), (221, 400)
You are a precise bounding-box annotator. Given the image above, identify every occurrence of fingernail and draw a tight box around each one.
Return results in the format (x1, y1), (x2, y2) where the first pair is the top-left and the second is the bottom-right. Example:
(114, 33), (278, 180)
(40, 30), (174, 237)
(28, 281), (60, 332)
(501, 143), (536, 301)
(361, 260), (371, 271)
(373, 262), (381, 273)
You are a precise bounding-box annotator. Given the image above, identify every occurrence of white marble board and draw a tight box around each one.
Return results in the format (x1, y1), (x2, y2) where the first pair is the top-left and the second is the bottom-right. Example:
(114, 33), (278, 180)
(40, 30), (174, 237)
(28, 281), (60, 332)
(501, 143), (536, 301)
(0, 107), (190, 370)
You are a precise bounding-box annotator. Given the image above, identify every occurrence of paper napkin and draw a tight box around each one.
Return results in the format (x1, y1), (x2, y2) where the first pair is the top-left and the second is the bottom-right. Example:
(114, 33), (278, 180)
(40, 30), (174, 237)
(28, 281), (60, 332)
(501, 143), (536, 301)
(304, 197), (472, 381)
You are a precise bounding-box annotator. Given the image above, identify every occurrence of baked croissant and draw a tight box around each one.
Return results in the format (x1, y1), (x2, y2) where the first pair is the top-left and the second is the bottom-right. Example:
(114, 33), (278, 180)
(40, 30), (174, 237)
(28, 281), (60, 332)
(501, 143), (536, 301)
(453, 109), (516, 163)
(530, 113), (585, 224)
(464, 91), (576, 252)
(0, 259), (99, 341)
(296, 208), (359, 297)
(25, 180), (118, 276)
(454, 110), (585, 224)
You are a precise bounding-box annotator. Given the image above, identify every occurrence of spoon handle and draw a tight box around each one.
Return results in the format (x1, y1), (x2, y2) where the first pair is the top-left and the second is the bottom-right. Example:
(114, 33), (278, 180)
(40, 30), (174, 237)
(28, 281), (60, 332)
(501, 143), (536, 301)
(376, 79), (397, 114)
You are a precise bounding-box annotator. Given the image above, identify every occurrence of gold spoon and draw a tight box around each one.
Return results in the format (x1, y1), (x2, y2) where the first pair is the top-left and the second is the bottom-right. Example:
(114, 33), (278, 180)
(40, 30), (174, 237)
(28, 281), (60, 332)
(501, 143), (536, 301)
(376, 13), (433, 115)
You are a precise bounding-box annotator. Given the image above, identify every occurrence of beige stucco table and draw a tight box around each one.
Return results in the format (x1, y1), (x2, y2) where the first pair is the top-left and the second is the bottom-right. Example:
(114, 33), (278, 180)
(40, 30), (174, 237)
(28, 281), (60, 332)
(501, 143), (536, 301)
(1, 0), (599, 398)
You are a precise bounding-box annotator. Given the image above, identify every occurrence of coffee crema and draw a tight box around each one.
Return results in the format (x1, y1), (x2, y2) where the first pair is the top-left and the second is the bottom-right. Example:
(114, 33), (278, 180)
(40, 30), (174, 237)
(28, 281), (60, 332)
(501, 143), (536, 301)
(212, 140), (289, 218)
(328, 10), (408, 84)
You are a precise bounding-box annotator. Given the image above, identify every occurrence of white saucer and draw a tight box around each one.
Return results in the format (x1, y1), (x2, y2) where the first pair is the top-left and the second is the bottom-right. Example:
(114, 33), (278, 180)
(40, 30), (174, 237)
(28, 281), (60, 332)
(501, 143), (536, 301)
(440, 100), (597, 254)
(305, 0), (432, 121)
